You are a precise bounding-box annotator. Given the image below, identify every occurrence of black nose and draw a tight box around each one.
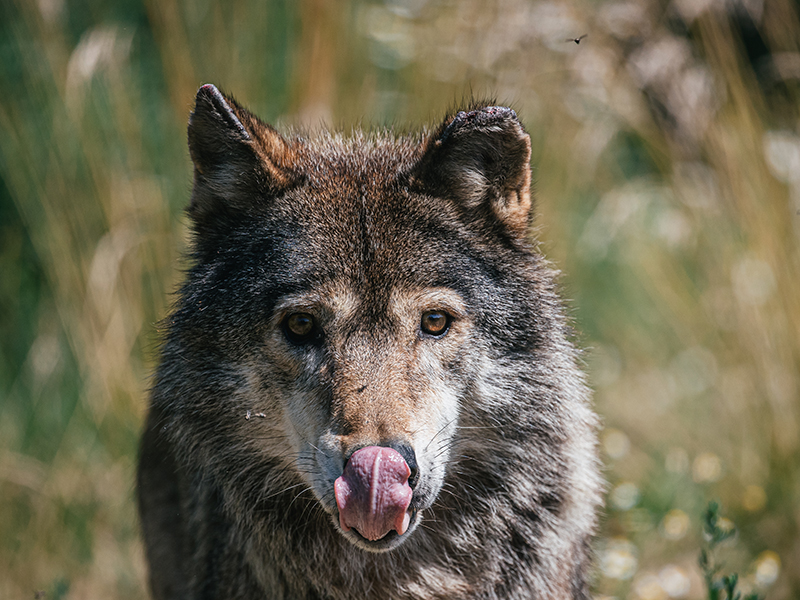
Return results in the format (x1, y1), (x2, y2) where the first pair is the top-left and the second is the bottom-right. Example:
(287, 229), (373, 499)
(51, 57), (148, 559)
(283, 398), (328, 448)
(389, 443), (419, 489)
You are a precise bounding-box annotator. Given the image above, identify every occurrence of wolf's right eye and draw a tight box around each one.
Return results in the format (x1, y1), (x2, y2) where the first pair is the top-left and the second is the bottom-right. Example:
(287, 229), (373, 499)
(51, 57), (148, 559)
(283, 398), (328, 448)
(284, 313), (318, 344)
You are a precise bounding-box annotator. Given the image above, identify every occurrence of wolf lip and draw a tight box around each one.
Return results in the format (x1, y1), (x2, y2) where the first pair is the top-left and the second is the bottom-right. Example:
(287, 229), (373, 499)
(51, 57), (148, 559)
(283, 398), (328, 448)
(334, 446), (413, 541)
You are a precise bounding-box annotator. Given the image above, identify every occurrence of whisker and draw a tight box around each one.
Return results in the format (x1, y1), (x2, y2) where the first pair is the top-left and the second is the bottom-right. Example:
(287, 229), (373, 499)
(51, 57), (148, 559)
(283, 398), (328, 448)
(424, 417), (459, 452)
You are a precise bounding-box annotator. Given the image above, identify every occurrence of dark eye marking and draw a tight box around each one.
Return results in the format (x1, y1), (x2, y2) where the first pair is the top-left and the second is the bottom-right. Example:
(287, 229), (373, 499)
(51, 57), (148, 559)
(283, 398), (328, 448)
(420, 310), (451, 337)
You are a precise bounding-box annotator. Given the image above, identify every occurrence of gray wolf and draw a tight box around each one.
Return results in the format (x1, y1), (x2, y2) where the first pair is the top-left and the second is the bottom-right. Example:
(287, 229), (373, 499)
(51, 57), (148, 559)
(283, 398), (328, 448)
(137, 84), (602, 599)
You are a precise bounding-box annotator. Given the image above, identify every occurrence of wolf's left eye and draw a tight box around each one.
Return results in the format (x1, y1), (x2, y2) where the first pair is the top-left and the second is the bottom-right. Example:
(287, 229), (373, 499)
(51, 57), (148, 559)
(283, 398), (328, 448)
(421, 310), (450, 337)
(284, 313), (318, 344)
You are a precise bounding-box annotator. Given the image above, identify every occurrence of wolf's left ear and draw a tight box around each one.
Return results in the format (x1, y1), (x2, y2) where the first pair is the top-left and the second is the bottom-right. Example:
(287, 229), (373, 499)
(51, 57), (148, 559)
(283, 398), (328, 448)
(411, 106), (532, 239)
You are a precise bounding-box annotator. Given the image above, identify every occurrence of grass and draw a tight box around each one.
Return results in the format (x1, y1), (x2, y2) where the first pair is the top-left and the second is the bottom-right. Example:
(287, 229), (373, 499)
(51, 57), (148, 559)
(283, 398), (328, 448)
(699, 502), (759, 600)
(1, 0), (798, 598)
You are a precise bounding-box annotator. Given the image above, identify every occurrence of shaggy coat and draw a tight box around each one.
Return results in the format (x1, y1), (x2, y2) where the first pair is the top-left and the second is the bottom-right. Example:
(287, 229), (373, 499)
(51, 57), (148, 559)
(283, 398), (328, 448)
(137, 84), (602, 599)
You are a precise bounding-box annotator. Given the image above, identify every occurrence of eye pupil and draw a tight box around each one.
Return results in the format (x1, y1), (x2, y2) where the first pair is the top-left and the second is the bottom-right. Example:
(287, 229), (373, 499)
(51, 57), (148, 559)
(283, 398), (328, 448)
(285, 313), (315, 342)
(421, 310), (449, 336)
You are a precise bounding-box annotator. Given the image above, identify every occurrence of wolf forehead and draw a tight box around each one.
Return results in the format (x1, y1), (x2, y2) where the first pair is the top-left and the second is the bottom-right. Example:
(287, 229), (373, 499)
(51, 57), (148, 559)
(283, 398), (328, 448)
(234, 140), (469, 268)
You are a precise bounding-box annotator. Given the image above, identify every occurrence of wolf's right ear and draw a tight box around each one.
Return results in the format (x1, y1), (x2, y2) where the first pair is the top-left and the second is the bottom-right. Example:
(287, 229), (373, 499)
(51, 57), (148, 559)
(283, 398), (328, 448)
(411, 106), (532, 240)
(187, 84), (298, 226)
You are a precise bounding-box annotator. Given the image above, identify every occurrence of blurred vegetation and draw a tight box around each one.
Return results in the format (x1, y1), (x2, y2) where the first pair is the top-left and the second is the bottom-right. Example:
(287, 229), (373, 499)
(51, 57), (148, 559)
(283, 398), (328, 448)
(1, 0), (798, 598)
(699, 502), (759, 600)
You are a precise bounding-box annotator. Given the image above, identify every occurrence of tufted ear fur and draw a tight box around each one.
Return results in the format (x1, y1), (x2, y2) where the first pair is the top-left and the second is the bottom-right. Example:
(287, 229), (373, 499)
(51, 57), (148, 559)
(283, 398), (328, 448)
(187, 84), (299, 228)
(411, 105), (532, 239)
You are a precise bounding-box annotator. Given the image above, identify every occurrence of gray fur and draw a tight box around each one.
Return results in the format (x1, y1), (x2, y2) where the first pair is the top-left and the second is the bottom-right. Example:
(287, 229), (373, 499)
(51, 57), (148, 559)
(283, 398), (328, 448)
(138, 85), (602, 599)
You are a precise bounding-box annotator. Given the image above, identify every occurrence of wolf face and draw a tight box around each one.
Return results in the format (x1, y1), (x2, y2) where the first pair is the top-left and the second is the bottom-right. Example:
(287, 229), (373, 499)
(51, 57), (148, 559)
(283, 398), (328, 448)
(138, 84), (601, 599)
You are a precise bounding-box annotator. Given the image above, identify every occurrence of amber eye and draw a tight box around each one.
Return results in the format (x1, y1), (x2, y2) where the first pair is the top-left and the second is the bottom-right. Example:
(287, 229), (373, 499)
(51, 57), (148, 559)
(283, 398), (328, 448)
(421, 310), (450, 337)
(284, 313), (317, 344)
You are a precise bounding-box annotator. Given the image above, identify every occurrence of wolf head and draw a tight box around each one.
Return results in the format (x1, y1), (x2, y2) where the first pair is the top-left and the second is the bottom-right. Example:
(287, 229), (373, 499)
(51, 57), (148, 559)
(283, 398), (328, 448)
(156, 85), (596, 558)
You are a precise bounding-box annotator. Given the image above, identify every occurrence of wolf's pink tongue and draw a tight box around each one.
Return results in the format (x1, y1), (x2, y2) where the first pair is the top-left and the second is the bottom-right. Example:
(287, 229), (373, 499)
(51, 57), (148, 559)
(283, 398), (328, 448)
(334, 446), (413, 541)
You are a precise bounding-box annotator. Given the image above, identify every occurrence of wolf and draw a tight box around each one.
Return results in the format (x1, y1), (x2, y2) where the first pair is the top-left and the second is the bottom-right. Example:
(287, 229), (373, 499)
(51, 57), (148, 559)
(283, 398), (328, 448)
(137, 84), (602, 599)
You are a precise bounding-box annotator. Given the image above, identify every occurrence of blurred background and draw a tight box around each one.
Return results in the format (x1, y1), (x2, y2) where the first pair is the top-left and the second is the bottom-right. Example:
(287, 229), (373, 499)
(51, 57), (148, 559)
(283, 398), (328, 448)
(1, 0), (798, 598)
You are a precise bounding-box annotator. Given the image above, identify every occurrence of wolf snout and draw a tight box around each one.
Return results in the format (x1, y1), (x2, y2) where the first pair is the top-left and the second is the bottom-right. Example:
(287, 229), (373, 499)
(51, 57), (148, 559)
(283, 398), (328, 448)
(333, 446), (415, 541)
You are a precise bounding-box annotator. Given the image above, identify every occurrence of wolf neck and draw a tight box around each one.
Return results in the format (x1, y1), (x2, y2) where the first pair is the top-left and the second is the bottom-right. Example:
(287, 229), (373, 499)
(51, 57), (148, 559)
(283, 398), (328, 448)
(241, 450), (553, 599)
(245, 487), (473, 598)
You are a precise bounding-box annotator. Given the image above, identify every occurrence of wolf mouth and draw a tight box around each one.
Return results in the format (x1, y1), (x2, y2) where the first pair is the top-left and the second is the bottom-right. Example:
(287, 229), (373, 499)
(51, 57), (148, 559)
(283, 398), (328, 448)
(334, 444), (417, 542)
(338, 508), (420, 551)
